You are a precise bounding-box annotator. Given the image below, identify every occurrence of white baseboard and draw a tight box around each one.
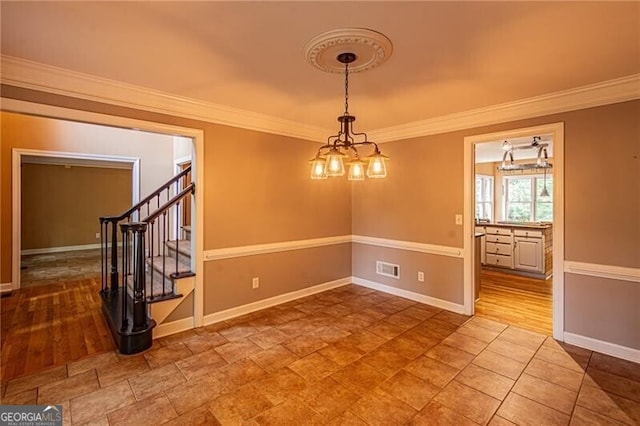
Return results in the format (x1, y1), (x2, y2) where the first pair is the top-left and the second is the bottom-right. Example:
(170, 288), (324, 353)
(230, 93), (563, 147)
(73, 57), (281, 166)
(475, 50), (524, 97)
(564, 332), (640, 364)
(1, 283), (13, 293)
(21, 243), (101, 255)
(203, 277), (351, 326)
(153, 317), (194, 339)
(351, 276), (466, 314)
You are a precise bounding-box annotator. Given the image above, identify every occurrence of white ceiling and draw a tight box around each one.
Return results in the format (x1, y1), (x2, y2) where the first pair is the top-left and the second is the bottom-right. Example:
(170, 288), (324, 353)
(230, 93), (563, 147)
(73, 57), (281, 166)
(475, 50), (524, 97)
(1, 2), (638, 132)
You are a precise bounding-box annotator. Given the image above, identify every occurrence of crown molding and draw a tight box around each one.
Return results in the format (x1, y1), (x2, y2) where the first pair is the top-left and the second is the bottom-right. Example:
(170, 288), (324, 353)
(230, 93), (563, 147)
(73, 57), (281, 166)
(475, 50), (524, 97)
(370, 74), (640, 143)
(2, 55), (638, 144)
(0, 55), (329, 142)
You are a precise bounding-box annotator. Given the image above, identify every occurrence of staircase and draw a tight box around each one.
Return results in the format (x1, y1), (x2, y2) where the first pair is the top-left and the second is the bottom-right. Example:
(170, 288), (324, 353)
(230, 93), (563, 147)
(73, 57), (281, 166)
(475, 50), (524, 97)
(99, 168), (194, 354)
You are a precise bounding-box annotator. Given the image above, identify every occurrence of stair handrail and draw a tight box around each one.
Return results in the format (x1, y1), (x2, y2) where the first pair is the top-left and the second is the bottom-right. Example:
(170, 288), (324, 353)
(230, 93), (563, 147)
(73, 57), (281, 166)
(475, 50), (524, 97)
(100, 166), (191, 293)
(101, 165), (191, 222)
(142, 183), (195, 223)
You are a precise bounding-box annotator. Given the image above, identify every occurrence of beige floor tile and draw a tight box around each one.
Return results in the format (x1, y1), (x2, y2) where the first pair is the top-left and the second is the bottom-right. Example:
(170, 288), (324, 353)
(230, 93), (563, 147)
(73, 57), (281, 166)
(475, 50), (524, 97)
(466, 316), (509, 333)
(96, 355), (150, 388)
(486, 337), (537, 363)
(384, 312), (423, 329)
(253, 397), (323, 425)
(489, 415), (517, 425)
(288, 352), (340, 382)
(155, 329), (199, 347)
(410, 400), (479, 425)
(128, 363), (186, 401)
(330, 360), (388, 395)
(165, 374), (227, 415)
(497, 326), (547, 351)
(401, 305), (441, 321)
(368, 320), (407, 339)
(473, 349), (527, 380)
(214, 338), (263, 364)
(403, 355), (459, 388)
(69, 380), (136, 424)
(181, 332), (228, 354)
(456, 322), (503, 343)
(311, 324), (351, 343)
(412, 318), (458, 340)
(582, 366), (640, 403)
(108, 393), (178, 425)
(67, 351), (119, 377)
(217, 323), (259, 341)
(442, 331), (488, 355)
(4, 365), (68, 397)
(455, 363), (515, 401)
(254, 368), (308, 405)
(433, 310), (470, 326)
(433, 380), (500, 424)
(37, 369), (99, 405)
(175, 348), (227, 380)
(283, 334), (328, 357)
(381, 334), (429, 360)
(0, 388), (37, 404)
(249, 327), (292, 349)
(339, 329), (388, 353)
(319, 342), (364, 366)
(588, 352), (640, 383)
(162, 404), (220, 426)
(576, 382), (640, 425)
(381, 370), (439, 410)
(360, 346), (412, 377)
(208, 384), (273, 424)
(350, 389), (417, 426)
(524, 357), (584, 392)
(143, 342), (192, 369)
(426, 343), (475, 369)
(325, 410), (369, 426)
(398, 329), (442, 353)
(249, 344), (299, 372)
(216, 358), (267, 390)
(297, 377), (361, 422)
(542, 337), (593, 359)
(571, 405), (629, 425)
(512, 373), (578, 414)
(534, 345), (589, 373)
(497, 392), (570, 426)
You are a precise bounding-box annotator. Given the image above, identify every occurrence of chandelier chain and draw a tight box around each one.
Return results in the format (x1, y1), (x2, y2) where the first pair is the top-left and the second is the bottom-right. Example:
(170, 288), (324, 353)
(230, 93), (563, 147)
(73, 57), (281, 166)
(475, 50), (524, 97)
(344, 62), (349, 115)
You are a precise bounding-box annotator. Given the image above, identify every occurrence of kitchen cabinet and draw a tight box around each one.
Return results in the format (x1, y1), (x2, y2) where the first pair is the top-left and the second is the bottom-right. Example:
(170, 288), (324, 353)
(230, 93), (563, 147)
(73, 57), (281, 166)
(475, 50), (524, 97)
(484, 227), (514, 269)
(514, 230), (543, 273)
(480, 224), (552, 278)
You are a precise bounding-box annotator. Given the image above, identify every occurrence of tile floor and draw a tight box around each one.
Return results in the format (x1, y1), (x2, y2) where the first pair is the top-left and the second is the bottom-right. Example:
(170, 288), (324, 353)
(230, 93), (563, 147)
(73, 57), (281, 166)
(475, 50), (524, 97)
(1, 284), (639, 425)
(20, 249), (103, 288)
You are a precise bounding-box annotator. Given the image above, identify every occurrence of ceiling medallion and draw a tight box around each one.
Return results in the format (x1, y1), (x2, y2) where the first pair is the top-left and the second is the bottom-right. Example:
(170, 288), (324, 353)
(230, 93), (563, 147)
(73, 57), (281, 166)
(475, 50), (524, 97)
(305, 29), (392, 181)
(304, 28), (393, 73)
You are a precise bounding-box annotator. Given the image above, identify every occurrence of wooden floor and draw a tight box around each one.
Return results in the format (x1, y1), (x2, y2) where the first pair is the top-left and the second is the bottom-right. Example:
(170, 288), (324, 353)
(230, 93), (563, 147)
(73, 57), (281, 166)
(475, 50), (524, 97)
(475, 269), (552, 336)
(0, 278), (114, 381)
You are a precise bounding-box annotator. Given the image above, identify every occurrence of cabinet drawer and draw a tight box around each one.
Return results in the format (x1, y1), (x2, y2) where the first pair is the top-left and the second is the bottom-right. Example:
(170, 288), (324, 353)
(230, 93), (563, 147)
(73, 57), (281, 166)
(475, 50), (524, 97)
(485, 227), (513, 236)
(486, 254), (513, 268)
(485, 234), (512, 244)
(486, 242), (512, 255)
(513, 229), (543, 238)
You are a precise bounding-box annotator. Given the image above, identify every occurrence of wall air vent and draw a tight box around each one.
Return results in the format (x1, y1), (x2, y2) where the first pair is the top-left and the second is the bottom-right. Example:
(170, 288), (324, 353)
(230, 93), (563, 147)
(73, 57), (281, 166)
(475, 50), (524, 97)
(376, 261), (400, 279)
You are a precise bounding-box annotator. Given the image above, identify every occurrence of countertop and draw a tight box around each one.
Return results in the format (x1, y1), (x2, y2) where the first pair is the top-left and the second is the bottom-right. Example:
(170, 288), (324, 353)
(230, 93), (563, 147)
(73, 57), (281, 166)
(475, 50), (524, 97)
(475, 221), (552, 229)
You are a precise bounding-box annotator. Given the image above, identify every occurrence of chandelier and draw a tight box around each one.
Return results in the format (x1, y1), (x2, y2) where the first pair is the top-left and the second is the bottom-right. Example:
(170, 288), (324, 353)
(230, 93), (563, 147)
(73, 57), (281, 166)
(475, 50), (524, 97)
(305, 28), (393, 181)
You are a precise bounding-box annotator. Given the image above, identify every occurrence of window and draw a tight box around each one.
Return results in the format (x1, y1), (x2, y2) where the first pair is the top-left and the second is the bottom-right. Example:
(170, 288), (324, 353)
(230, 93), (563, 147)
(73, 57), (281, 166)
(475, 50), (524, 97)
(504, 175), (553, 222)
(475, 175), (493, 221)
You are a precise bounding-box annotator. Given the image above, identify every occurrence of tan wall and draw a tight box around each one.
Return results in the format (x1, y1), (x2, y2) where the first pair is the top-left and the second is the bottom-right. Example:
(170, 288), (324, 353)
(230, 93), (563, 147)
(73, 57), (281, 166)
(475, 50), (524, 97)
(474, 162), (494, 176)
(21, 163), (132, 249)
(2, 85), (637, 350)
(204, 244), (351, 315)
(0, 86), (352, 325)
(352, 100), (639, 348)
(352, 243), (464, 305)
(1, 110), (175, 282)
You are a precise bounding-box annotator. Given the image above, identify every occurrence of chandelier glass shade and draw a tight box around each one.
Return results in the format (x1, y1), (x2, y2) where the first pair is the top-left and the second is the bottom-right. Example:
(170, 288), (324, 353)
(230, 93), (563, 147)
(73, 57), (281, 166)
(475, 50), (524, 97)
(309, 52), (388, 181)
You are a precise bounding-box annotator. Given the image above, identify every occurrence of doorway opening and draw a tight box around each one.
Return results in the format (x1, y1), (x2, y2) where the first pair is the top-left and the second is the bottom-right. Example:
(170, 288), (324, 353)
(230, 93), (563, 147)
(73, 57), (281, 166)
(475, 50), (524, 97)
(474, 134), (554, 335)
(463, 123), (565, 340)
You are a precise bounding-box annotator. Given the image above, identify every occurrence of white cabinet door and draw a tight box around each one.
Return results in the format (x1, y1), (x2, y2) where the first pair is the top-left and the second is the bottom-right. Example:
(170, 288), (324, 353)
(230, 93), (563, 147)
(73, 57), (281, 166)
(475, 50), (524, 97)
(514, 237), (542, 272)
